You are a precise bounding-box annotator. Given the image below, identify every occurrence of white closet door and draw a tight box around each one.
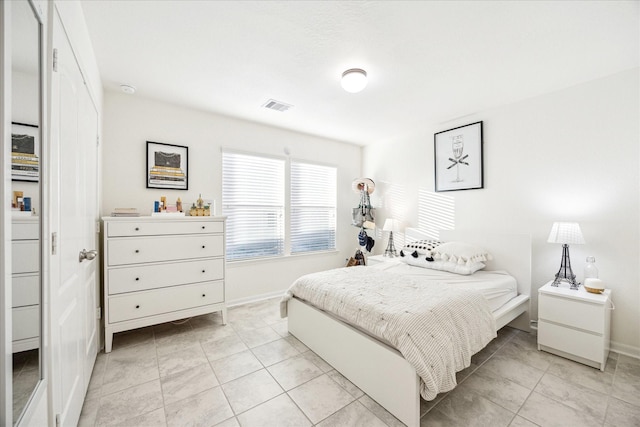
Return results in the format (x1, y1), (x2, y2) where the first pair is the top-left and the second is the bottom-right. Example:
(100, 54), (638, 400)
(77, 57), (99, 397)
(49, 9), (99, 426)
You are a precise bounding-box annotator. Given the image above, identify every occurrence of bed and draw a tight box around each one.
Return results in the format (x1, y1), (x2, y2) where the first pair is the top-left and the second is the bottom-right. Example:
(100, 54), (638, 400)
(283, 228), (531, 427)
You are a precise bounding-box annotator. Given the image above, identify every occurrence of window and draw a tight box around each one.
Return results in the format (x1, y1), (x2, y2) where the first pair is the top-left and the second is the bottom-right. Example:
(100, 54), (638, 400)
(222, 151), (337, 261)
(222, 151), (285, 261)
(290, 161), (337, 253)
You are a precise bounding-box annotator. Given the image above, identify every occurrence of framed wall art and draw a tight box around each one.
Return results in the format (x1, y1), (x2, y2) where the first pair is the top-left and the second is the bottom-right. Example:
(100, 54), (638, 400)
(434, 121), (483, 192)
(146, 141), (189, 190)
(11, 122), (40, 182)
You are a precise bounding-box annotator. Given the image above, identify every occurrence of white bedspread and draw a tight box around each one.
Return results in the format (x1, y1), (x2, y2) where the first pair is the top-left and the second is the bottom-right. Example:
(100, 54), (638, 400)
(280, 266), (497, 400)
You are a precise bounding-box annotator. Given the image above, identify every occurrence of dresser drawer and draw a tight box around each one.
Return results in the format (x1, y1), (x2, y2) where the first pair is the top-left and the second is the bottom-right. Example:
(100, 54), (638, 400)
(12, 241), (39, 274)
(538, 320), (603, 363)
(107, 220), (223, 237)
(12, 274), (39, 307)
(12, 220), (39, 240)
(538, 293), (604, 334)
(108, 259), (224, 295)
(108, 281), (224, 323)
(107, 235), (223, 266)
(13, 305), (40, 340)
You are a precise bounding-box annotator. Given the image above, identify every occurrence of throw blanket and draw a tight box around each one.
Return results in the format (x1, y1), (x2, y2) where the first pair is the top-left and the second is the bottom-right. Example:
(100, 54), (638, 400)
(280, 266), (497, 400)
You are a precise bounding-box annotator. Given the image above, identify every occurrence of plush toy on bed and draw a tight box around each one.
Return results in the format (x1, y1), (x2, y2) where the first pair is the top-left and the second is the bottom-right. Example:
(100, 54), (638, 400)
(346, 249), (367, 267)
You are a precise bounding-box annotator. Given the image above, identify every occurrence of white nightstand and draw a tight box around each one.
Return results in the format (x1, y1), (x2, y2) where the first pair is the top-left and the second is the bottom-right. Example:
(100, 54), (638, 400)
(537, 281), (612, 371)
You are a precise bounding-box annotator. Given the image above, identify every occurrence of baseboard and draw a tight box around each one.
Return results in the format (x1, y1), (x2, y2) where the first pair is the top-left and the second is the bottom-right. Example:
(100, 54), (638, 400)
(227, 290), (285, 308)
(611, 340), (640, 360)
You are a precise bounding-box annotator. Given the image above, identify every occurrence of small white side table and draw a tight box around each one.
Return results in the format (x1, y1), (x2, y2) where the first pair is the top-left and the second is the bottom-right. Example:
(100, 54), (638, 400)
(537, 281), (612, 371)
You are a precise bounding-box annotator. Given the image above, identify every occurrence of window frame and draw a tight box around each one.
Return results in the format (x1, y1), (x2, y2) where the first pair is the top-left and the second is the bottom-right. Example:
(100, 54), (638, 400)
(222, 149), (338, 262)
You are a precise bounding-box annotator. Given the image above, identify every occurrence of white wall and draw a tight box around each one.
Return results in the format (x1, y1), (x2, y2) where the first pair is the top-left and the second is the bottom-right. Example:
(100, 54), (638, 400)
(363, 68), (640, 356)
(102, 91), (362, 303)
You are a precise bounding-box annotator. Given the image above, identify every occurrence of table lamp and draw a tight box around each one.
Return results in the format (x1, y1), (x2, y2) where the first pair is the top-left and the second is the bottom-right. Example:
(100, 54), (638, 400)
(547, 222), (585, 289)
(383, 219), (401, 257)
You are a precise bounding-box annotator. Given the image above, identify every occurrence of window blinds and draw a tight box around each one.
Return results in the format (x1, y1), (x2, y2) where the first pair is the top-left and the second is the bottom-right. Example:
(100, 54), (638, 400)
(290, 161), (337, 253)
(222, 151), (285, 260)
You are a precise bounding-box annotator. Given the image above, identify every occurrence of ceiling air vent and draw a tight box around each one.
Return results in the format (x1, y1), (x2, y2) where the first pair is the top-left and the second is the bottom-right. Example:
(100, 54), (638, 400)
(262, 99), (293, 112)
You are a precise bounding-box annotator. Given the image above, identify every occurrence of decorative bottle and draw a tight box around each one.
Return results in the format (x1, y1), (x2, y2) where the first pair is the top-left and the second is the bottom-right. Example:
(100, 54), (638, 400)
(584, 256), (598, 279)
(197, 193), (204, 209)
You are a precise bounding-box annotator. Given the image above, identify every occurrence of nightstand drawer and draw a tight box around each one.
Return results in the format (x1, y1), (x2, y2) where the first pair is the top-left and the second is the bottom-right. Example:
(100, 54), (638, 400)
(538, 293), (604, 334)
(538, 320), (603, 363)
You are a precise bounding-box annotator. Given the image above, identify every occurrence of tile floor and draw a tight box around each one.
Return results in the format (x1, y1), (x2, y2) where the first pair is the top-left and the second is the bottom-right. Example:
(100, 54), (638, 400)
(13, 349), (40, 421)
(79, 298), (640, 427)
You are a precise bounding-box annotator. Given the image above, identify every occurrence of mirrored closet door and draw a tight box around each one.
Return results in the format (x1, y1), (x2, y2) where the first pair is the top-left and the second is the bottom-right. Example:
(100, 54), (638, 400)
(10, 0), (43, 423)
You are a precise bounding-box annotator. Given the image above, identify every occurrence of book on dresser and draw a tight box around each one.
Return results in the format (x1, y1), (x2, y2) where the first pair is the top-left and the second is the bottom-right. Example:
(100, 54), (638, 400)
(101, 215), (227, 353)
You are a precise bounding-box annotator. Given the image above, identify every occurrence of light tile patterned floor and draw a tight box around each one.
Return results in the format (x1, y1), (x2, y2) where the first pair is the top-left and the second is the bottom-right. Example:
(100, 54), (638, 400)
(13, 350), (40, 421)
(79, 298), (640, 427)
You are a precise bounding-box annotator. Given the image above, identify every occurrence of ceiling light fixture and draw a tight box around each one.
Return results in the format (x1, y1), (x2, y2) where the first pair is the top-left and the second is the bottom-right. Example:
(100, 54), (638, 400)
(120, 84), (136, 94)
(341, 68), (367, 93)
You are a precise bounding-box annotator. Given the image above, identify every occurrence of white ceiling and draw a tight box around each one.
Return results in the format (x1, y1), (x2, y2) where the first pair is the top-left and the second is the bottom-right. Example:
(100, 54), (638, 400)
(81, 1), (639, 146)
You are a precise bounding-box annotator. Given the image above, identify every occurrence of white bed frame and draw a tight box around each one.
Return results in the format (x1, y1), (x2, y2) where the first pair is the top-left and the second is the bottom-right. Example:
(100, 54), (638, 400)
(287, 228), (531, 427)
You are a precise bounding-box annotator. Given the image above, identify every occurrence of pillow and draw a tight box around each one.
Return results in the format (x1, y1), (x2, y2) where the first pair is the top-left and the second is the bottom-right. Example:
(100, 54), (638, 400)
(400, 239), (442, 258)
(402, 256), (485, 275)
(431, 241), (492, 266)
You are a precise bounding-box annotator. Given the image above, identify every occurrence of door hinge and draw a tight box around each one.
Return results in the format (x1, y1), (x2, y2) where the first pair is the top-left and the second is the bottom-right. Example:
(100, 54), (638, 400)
(95, 220), (101, 233)
(55, 414), (60, 427)
(96, 135), (100, 146)
(51, 232), (57, 255)
(96, 307), (102, 320)
(53, 48), (58, 72)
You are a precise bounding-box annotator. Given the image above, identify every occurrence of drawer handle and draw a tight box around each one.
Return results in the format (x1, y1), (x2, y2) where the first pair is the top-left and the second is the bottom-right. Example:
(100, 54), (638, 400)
(135, 227), (139, 231)
(202, 245), (205, 249)
(135, 249), (139, 253)
(135, 277), (140, 281)
(202, 294), (206, 297)
(202, 270), (205, 273)
(135, 305), (140, 309)
(202, 226), (205, 229)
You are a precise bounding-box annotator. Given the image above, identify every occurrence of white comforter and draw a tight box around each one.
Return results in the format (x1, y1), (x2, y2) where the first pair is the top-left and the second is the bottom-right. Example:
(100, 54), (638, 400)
(280, 265), (497, 400)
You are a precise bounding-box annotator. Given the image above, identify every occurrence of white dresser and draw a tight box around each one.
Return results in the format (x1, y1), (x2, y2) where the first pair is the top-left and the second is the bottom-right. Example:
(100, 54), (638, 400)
(538, 281), (612, 371)
(12, 216), (40, 353)
(102, 216), (227, 353)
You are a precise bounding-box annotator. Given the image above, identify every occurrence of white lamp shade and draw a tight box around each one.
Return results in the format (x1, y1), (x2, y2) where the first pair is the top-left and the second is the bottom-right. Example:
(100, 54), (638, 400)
(341, 69), (367, 93)
(383, 218), (401, 232)
(547, 222), (585, 245)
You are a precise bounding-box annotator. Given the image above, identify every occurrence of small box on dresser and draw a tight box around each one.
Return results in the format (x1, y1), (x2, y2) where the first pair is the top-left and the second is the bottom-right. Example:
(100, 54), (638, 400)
(102, 216), (227, 353)
(537, 280), (612, 371)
